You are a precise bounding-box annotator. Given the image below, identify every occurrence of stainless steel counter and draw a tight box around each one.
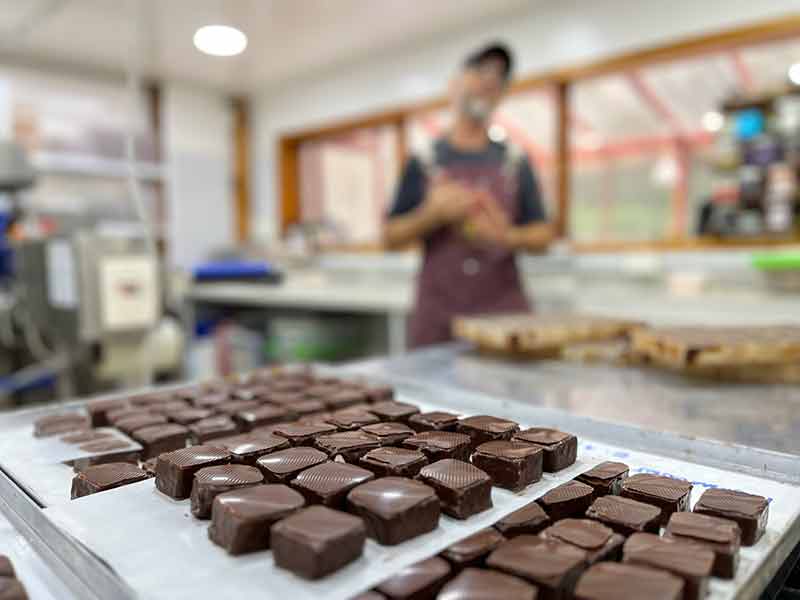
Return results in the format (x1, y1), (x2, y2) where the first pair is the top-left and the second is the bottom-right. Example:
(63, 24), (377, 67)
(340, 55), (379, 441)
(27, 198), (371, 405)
(347, 342), (800, 457)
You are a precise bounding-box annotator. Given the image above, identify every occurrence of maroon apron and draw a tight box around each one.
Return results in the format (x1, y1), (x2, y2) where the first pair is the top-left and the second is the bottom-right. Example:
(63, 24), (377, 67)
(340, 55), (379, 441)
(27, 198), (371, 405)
(409, 159), (530, 348)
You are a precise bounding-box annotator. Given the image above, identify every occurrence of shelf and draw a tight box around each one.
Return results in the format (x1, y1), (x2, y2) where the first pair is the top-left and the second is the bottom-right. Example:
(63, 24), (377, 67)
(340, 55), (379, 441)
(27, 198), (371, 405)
(30, 151), (164, 183)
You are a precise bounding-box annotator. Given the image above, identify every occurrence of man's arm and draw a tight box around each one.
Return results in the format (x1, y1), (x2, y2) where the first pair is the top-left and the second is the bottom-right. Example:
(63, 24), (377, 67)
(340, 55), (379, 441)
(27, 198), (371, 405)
(506, 222), (555, 253)
(384, 203), (442, 249)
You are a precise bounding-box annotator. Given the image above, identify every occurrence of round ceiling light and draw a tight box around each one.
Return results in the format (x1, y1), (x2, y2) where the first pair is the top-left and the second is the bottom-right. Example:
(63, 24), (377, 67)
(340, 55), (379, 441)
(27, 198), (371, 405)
(789, 62), (800, 86)
(193, 25), (247, 57)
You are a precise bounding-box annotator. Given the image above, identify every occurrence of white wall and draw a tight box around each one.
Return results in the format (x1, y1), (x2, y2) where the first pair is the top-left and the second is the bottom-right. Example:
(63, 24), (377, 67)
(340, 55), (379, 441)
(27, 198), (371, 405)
(252, 0), (799, 239)
(162, 84), (233, 268)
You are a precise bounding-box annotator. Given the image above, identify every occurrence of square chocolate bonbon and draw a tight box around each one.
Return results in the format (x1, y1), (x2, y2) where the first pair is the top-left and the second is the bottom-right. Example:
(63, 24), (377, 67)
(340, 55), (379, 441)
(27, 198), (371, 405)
(693, 488), (768, 546)
(324, 409), (380, 430)
(131, 423), (189, 459)
(360, 447), (428, 478)
(314, 431), (381, 463)
(457, 415), (519, 448)
(541, 518), (624, 564)
(494, 501), (551, 538)
(665, 511), (741, 578)
(576, 461), (629, 497)
(437, 568), (537, 600)
(324, 389), (369, 411)
(71, 439), (140, 472)
(574, 562), (684, 600)
(190, 464), (264, 519)
(375, 556), (452, 600)
(256, 447), (329, 483)
(620, 474), (692, 527)
(188, 416), (238, 444)
(233, 405), (294, 432)
(155, 445), (232, 499)
(408, 411), (460, 432)
(34, 414), (90, 438)
(440, 528), (505, 570)
(87, 398), (128, 427)
(271, 505), (366, 580)
(512, 428), (577, 472)
(471, 441), (543, 491)
(623, 532), (714, 600)
(403, 431), (472, 462)
(585, 495), (661, 536)
(271, 422), (337, 446)
(164, 407), (215, 425)
(291, 461), (374, 509)
(417, 459), (492, 519)
(209, 484), (305, 555)
(368, 401), (420, 423)
(71, 462), (150, 499)
(361, 422), (415, 446)
(215, 433), (290, 465)
(347, 477), (440, 545)
(115, 413), (168, 435)
(538, 480), (594, 521)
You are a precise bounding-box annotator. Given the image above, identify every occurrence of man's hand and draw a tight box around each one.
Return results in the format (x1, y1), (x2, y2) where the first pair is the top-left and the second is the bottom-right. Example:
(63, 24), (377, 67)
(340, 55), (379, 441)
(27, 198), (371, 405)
(420, 176), (476, 227)
(463, 189), (512, 247)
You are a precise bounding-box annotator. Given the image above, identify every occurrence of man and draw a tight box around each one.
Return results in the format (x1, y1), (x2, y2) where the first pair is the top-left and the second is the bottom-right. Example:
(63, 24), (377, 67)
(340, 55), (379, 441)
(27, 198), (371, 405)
(385, 42), (553, 347)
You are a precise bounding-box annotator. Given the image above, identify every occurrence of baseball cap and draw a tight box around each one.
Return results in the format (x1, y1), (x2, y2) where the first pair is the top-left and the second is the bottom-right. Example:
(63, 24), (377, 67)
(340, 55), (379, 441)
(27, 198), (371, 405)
(463, 42), (514, 82)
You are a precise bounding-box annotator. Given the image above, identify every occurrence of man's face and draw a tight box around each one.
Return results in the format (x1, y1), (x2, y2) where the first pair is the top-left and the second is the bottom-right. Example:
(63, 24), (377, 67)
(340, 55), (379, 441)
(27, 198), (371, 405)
(452, 57), (507, 123)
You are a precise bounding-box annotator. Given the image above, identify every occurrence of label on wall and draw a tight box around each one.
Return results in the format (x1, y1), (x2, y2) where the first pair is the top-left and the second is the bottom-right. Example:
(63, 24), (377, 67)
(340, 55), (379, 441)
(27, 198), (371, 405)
(99, 256), (159, 332)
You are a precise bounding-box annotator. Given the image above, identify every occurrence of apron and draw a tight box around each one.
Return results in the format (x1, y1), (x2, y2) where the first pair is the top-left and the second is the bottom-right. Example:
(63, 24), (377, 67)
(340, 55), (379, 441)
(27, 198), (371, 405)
(409, 157), (530, 348)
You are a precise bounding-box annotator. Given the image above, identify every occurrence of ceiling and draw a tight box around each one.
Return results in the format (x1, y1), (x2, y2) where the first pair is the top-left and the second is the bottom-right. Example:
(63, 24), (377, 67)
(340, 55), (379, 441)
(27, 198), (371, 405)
(0, 0), (531, 92)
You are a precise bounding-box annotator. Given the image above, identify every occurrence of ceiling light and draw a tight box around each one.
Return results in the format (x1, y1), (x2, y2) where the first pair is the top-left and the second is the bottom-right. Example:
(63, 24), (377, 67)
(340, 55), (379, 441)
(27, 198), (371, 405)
(701, 111), (725, 132)
(193, 25), (247, 57)
(488, 124), (507, 142)
(789, 62), (800, 86)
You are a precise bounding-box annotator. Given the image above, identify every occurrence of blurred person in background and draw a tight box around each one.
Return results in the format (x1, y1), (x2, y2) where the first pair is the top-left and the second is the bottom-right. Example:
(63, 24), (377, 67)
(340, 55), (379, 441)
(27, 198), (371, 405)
(385, 42), (553, 347)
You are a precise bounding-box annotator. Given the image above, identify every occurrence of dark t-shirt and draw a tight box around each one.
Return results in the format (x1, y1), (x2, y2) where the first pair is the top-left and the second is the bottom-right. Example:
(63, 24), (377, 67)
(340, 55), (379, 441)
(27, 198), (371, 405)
(388, 138), (546, 226)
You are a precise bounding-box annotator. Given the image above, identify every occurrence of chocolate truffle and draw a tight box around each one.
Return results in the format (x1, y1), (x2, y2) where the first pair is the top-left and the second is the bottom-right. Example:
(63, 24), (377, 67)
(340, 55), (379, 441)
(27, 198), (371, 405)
(271, 505), (366, 579)
(361, 422), (415, 446)
(574, 562), (684, 600)
(623, 532), (713, 600)
(256, 447), (329, 483)
(494, 502), (551, 538)
(375, 556), (452, 600)
(471, 441), (543, 491)
(441, 528), (506, 569)
(34, 413), (90, 437)
(665, 511), (741, 579)
(368, 401), (420, 423)
(188, 416), (238, 443)
(693, 488), (768, 546)
(131, 423), (188, 459)
(403, 431), (472, 462)
(115, 413), (168, 435)
(347, 477), (440, 545)
(620, 474), (692, 526)
(457, 415), (519, 448)
(209, 484), (305, 555)
(233, 405), (294, 432)
(437, 568), (537, 600)
(541, 519), (625, 563)
(155, 445), (232, 499)
(585, 495), (660, 536)
(291, 461), (374, 509)
(408, 411), (460, 432)
(512, 428), (577, 472)
(360, 447), (428, 478)
(71, 463), (150, 499)
(315, 431), (381, 463)
(271, 422), (337, 446)
(190, 465), (264, 518)
(417, 459), (492, 519)
(215, 433), (290, 465)
(487, 535), (587, 599)
(538, 480), (594, 521)
(576, 461), (629, 498)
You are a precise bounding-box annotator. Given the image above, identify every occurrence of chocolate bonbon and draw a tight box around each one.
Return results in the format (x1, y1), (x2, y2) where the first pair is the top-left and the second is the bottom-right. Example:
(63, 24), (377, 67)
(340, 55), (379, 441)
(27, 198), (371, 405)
(256, 447), (329, 483)
(541, 519), (624, 564)
(325, 409), (380, 430)
(512, 428), (577, 472)
(71, 462), (150, 499)
(538, 480), (594, 521)
(576, 461), (629, 497)
(361, 422), (415, 446)
(291, 461), (374, 509)
(314, 431), (381, 463)
(190, 464), (264, 518)
(375, 556), (451, 600)
(87, 398), (128, 427)
(34, 413), (90, 437)
(114, 413), (167, 435)
(271, 422), (337, 446)
(155, 445), (231, 499)
(620, 474), (692, 526)
(131, 423), (188, 459)
(440, 527), (505, 570)
(574, 562), (684, 600)
(233, 405), (294, 432)
(437, 568), (537, 600)
(417, 459), (492, 519)
(494, 501), (551, 538)
(368, 401), (420, 423)
(359, 447), (428, 478)
(408, 411), (459, 432)
(215, 433), (290, 465)
(188, 416), (238, 443)
(457, 415), (519, 448)
(665, 511), (741, 578)
(403, 431), (472, 462)
(693, 488), (768, 546)
(471, 441), (542, 491)
(585, 495), (661, 536)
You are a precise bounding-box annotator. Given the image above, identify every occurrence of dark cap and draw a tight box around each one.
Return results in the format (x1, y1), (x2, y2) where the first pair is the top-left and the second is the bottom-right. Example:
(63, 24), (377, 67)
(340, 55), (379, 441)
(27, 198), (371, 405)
(464, 42), (514, 82)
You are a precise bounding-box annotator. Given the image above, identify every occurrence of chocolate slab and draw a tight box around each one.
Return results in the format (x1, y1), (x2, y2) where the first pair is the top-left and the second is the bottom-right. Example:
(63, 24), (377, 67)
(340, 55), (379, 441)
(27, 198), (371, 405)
(665, 512), (741, 579)
(437, 568), (537, 600)
(271, 505), (366, 579)
(61, 430), (113, 444)
(541, 519), (624, 564)
(623, 532), (713, 600)
(538, 480), (594, 521)
(457, 415), (519, 448)
(71, 462), (150, 499)
(0, 577), (28, 600)
(291, 461), (374, 509)
(494, 501), (551, 538)
(585, 495), (661, 536)
(347, 477), (440, 545)
(471, 441), (543, 491)
(115, 413), (168, 435)
(256, 447), (329, 483)
(620, 474), (692, 526)
(190, 464), (264, 518)
(693, 488), (768, 546)
(233, 405), (294, 432)
(0, 556), (15, 578)
(155, 445), (232, 499)
(361, 422), (415, 446)
(315, 431), (381, 463)
(86, 398), (128, 427)
(408, 411), (460, 432)
(574, 562), (684, 600)
(576, 461), (629, 498)
(164, 407), (215, 425)
(403, 431), (472, 462)
(359, 447), (428, 478)
(131, 423), (189, 459)
(375, 556), (451, 600)
(188, 416), (238, 443)
(34, 413), (90, 437)
(209, 484), (305, 555)
(325, 409), (380, 430)
(271, 422), (337, 446)
(487, 535), (587, 600)
(214, 433), (290, 465)
(417, 459), (492, 519)
(440, 528), (506, 569)
(512, 428), (577, 472)
(368, 400), (420, 423)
